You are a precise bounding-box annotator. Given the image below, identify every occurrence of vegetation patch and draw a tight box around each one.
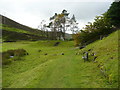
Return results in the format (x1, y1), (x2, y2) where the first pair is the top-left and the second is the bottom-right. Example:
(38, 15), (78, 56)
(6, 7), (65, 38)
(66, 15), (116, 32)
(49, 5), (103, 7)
(54, 42), (60, 46)
(2, 49), (28, 65)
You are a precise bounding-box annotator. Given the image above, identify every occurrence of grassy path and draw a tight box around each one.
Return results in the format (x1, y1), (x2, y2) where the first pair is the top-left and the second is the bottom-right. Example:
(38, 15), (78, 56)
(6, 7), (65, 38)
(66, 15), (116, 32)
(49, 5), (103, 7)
(2, 44), (106, 88)
(6, 47), (101, 88)
(2, 30), (119, 88)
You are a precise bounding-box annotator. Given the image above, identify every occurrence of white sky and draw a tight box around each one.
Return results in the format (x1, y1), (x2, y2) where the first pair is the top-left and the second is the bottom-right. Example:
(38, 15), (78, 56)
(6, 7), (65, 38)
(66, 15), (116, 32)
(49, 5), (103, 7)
(0, 0), (114, 33)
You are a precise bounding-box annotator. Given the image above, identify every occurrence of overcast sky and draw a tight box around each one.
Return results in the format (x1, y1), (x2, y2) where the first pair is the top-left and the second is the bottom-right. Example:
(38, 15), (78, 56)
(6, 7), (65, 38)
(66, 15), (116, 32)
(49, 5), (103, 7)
(0, 0), (114, 33)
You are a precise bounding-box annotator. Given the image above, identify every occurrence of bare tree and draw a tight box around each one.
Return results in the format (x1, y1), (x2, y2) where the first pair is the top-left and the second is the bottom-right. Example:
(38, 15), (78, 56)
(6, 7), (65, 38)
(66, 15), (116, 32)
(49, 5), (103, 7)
(38, 20), (46, 37)
(47, 10), (79, 40)
(69, 15), (79, 34)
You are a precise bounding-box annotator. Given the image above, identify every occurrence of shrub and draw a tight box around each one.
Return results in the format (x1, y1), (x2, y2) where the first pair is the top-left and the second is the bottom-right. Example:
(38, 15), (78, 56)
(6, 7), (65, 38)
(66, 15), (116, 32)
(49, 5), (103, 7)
(7, 50), (15, 56)
(73, 14), (113, 46)
(2, 49), (28, 65)
(14, 49), (27, 56)
(73, 33), (81, 46)
(2, 52), (11, 65)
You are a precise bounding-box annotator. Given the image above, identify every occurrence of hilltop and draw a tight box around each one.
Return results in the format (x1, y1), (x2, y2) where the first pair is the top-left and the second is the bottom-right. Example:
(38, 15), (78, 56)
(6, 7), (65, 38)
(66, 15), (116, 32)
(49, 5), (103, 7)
(2, 30), (119, 88)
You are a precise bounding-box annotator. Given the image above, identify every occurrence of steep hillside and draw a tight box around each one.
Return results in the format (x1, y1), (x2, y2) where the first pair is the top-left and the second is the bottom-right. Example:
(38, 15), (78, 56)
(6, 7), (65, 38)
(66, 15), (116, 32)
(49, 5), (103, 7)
(0, 15), (47, 41)
(2, 30), (119, 88)
(1, 15), (39, 33)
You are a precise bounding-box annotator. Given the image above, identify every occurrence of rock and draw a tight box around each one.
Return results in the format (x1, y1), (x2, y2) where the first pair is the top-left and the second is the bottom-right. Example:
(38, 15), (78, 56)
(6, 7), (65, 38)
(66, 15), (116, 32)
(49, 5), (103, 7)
(82, 56), (85, 59)
(26, 53), (29, 55)
(38, 50), (41, 52)
(91, 52), (96, 56)
(93, 56), (97, 61)
(79, 46), (85, 49)
(75, 47), (79, 49)
(44, 53), (47, 55)
(83, 52), (86, 54)
(82, 52), (89, 62)
(10, 56), (14, 58)
(110, 57), (113, 59)
(54, 42), (60, 46)
(91, 53), (94, 56)
(61, 53), (64, 55)
(88, 49), (92, 51)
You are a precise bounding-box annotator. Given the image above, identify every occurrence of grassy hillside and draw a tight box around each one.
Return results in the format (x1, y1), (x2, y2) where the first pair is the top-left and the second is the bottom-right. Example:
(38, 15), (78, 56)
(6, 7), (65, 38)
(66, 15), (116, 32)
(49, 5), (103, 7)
(2, 30), (119, 88)
(0, 15), (47, 41)
(2, 29), (46, 42)
(1, 15), (41, 33)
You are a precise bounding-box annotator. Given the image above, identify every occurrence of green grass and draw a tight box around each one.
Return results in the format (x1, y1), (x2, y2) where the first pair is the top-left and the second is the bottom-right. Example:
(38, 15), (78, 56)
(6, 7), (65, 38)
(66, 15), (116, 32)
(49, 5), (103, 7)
(1, 24), (44, 37)
(2, 25), (29, 34)
(2, 30), (119, 88)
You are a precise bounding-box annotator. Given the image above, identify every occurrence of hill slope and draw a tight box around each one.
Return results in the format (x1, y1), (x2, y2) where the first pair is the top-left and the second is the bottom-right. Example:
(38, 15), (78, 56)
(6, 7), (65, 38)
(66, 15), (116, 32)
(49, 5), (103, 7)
(0, 15), (47, 41)
(2, 30), (119, 88)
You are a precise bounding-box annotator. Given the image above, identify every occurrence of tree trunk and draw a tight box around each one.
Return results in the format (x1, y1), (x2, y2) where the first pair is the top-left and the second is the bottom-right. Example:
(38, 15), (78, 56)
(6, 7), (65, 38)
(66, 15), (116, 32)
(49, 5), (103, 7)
(63, 24), (66, 40)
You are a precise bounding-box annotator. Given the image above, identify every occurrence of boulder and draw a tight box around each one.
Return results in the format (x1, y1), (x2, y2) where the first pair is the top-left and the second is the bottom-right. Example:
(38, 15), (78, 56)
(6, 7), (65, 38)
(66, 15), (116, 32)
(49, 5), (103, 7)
(44, 53), (47, 55)
(61, 53), (64, 55)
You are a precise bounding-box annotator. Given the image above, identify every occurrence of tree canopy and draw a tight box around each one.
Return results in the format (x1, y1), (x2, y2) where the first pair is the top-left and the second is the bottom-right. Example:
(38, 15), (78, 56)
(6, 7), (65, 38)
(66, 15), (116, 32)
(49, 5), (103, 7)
(73, 1), (119, 46)
(106, 1), (120, 28)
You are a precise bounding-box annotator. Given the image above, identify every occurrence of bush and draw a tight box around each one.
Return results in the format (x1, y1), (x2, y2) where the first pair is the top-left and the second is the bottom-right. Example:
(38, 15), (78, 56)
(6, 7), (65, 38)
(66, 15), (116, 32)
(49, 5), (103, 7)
(73, 13), (114, 46)
(2, 49), (28, 65)
(73, 33), (81, 46)
(2, 52), (12, 65)
(14, 49), (27, 56)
